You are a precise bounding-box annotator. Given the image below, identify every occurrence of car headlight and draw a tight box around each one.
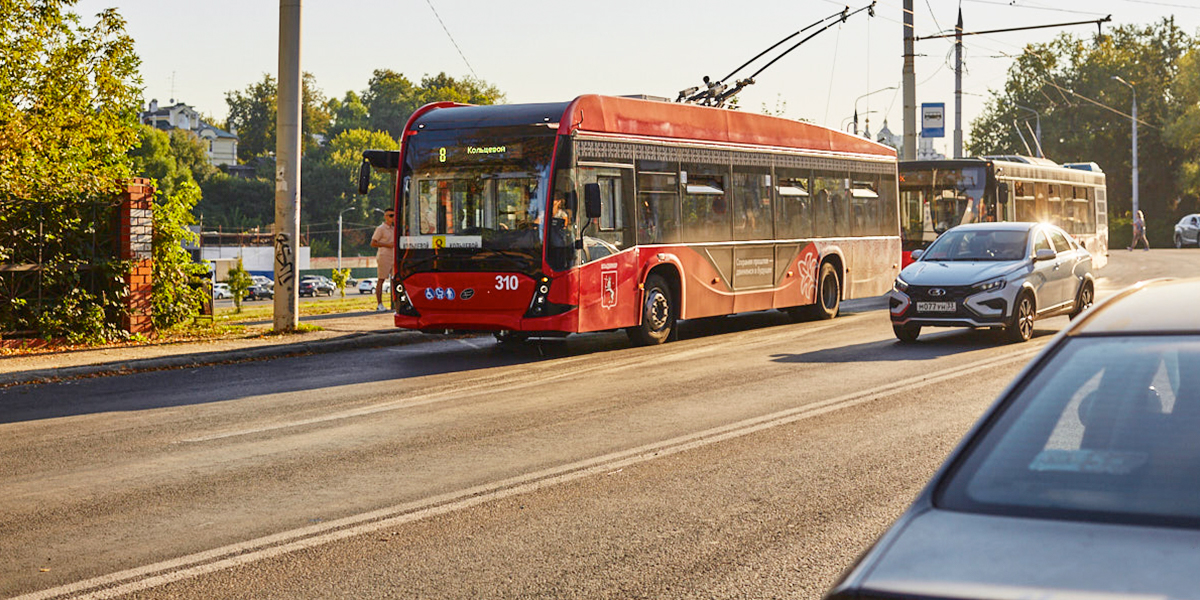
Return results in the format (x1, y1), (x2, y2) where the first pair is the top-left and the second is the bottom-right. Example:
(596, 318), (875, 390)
(893, 277), (909, 293)
(972, 277), (1006, 293)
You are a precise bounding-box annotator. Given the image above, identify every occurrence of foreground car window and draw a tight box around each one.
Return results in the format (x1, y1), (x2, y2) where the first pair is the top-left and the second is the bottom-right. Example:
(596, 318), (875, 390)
(939, 336), (1200, 525)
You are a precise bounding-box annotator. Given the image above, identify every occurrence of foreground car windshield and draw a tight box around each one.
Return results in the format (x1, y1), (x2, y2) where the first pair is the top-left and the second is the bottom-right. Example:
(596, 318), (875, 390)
(939, 336), (1200, 526)
(923, 229), (1028, 261)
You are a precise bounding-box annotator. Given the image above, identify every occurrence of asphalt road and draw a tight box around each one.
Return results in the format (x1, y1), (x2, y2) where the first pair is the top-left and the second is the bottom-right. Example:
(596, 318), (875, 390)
(2, 250), (1196, 599)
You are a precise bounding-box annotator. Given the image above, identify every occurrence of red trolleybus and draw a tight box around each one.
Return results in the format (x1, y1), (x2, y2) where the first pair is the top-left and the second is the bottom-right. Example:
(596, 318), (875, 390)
(899, 156), (1108, 268)
(361, 95), (900, 345)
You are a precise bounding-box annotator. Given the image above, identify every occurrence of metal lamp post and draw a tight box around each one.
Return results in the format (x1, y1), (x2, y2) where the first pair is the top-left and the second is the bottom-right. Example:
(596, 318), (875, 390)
(854, 86), (898, 136)
(337, 206), (355, 271)
(1112, 76), (1138, 218)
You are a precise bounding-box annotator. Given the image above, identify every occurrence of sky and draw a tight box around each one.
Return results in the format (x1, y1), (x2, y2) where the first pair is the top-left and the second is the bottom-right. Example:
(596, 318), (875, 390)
(75, 0), (1200, 158)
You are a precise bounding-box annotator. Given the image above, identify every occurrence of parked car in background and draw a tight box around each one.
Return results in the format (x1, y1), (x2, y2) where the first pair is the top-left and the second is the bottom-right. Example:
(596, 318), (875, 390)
(827, 279), (1200, 600)
(251, 275), (273, 288)
(246, 284), (273, 301)
(213, 283), (232, 300)
(357, 279), (376, 294)
(299, 276), (335, 297)
(1174, 213), (1200, 248)
(889, 222), (1094, 343)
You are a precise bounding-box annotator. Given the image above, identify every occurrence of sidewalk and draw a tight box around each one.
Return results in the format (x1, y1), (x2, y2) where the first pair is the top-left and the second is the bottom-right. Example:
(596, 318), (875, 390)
(0, 311), (420, 388)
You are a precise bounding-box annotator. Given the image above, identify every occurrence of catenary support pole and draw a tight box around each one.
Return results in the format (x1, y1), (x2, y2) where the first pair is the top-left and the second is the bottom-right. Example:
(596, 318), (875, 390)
(902, 0), (916, 161)
(954, 8), (963, 158)
(273, 0), (301, 331)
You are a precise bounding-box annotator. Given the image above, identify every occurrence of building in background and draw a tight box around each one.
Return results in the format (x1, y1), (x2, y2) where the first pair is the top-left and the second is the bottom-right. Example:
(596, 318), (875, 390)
(140, 99), (239, 167)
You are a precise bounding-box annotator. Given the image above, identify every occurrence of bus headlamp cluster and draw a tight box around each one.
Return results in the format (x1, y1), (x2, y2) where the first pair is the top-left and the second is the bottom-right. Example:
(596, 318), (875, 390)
(526, 276), (552, 317)
(394, 281), (419, 317)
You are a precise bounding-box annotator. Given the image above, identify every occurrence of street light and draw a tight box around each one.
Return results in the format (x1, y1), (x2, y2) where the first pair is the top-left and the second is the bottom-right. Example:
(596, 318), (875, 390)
(337, 206), (356, 271)
(1012, 104), (1042, 158)
(1112, 75), (1138, 218)
(854, 86), (898, 136)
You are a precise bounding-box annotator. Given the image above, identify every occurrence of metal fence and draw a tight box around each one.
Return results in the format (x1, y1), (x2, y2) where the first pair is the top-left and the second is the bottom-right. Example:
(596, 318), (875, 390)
(0, 199), (126, 337)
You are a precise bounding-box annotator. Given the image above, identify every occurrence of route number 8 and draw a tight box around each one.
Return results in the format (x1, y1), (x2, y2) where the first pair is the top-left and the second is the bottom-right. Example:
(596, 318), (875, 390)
(495, 275), (519, 291)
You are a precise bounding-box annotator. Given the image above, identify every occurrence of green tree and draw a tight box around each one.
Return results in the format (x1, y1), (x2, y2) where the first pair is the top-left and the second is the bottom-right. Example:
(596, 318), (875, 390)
(330, 267), (350, 298)
(1165, 48), (1200, 215)
(326, 91), (370, 138)
(227, 257), (252, 313)
(150, 180), (207, 329)
(225, 72), (331, 160)
(196, 174), (274, 229)
(302, 128), (398, 256)
(363, 70), (505, 138)
(967, 19), (1193, 244)
(0, 0), (142, 342)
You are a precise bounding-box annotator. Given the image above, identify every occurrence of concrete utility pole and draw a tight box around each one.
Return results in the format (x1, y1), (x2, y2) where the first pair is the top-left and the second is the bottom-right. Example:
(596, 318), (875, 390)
(273, 0), (301, 331)
(902, 0), (916, 160)
(953, 9), (963, 158)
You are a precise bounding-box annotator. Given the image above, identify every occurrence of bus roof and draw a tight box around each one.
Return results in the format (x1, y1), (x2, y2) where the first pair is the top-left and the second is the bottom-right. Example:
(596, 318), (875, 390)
(408, 95), (897, 159)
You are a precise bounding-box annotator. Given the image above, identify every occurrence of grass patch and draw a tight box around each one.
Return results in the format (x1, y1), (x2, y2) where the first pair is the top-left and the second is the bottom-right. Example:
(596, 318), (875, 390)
(215, 296), (378, 324)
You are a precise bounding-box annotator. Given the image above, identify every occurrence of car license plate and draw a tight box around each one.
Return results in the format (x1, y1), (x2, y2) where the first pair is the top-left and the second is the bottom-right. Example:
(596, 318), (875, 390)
(917, 301), (956, 313)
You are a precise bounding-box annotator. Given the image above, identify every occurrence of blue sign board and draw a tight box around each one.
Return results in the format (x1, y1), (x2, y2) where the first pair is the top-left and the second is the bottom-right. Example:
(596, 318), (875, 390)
(921, 103), (946, 138)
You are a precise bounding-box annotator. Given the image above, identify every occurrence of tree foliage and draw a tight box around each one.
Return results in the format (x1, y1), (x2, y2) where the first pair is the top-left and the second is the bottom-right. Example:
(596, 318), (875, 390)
(0, 0), (143, 342)
(967, 19), (1195, 243)
(225, 72), (331, 160)
(364, 70), (505, 138)
(302, 129), (398, 256)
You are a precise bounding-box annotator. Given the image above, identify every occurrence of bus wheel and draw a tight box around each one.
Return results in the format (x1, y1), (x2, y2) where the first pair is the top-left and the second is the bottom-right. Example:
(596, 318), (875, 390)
(809, 262), (841, 320)
(893, 323), (921, 343)
(1006, 293), (1036, 343)
(627, 274), (675, 346)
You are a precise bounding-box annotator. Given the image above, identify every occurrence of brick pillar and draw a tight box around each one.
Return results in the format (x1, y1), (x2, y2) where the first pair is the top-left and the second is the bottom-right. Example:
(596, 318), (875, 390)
(118, 179), (155, 335)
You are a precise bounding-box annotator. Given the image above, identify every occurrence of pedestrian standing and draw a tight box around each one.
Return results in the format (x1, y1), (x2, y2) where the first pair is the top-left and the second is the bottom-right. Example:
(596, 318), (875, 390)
(371, 209), (396, 311)
(1128, 209), (1150, 251)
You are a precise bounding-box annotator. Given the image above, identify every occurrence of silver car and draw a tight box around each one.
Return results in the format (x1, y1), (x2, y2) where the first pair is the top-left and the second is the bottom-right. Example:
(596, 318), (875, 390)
(827, 279), (1200, 600)
(1174, 213), (1200, 248)
(889, 222), (1094, 343)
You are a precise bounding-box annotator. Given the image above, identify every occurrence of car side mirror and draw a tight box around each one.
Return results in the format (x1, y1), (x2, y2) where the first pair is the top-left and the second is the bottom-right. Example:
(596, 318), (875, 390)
(1034, 248), (1057, 261)
(357, 160), (371, 195)
(910, 249), (924, 261)
(584, 183), (602, 220)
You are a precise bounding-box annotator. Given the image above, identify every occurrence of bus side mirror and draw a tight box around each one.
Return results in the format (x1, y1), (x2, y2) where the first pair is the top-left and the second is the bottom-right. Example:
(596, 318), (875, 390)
(565, 190), (578, 213)
(584, 183), (602, 220)
(357, 160), (371, 195)
(997, 182), (1009, 204)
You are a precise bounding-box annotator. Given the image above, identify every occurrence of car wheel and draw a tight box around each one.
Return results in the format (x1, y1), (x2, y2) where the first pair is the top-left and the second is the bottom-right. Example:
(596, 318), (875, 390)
(808, 262), (841, 320)
(1069, 282), (1094, 320)
(1006, 293), (1036, 343)
(626, 274), (675, 346)
(893, 323), (921, 343)
(1175, 234), (1183, 249)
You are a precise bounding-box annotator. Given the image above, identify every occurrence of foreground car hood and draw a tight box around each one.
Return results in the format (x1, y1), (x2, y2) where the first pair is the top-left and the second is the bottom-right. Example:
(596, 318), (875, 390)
(900, 260), (1023, 287)
(859, 510), (1200, 599)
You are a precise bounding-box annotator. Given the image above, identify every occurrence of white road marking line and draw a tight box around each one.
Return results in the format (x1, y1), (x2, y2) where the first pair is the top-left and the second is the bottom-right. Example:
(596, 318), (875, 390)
(19, 344), (1043, 600)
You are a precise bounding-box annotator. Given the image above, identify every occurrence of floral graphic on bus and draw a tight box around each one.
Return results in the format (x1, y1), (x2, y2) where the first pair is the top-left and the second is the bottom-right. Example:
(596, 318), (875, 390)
(796, 244), (820, 304)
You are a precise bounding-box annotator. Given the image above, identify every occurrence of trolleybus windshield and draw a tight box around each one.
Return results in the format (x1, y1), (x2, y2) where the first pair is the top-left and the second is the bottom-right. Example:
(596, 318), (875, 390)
(900, 165), (988, 248)
(400, 126), (556, 274)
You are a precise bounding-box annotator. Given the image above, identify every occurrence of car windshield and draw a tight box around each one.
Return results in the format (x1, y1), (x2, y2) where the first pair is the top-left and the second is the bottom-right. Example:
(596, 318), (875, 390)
(939, 336), (1200, 526)
(922, 229), (1028, 261)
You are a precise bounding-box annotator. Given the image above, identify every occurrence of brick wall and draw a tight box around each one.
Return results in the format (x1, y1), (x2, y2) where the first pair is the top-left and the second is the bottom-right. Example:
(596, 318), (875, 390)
(119, 179), (155, 334)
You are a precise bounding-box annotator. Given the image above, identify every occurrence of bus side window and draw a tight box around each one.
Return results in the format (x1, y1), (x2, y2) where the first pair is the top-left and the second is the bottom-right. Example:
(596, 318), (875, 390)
(775, 167), (812, 240)
(733, 166), (772, 241)
(636, 159), (680, 244)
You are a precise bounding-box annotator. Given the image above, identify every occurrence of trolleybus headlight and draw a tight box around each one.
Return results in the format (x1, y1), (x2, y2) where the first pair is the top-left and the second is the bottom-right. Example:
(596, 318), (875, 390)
(527, 276), (551, 317)
(393, 281), (420, 316)
(972, 277), (1006, 293)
